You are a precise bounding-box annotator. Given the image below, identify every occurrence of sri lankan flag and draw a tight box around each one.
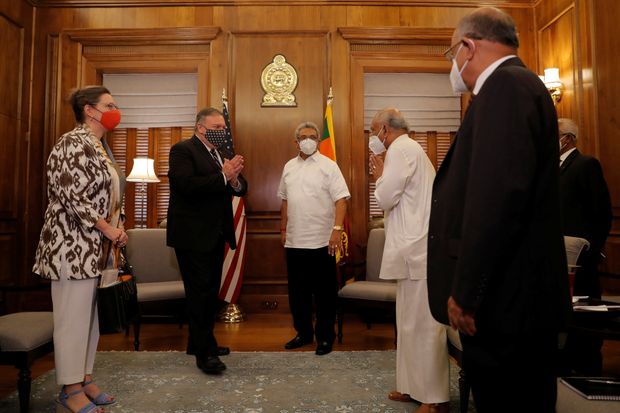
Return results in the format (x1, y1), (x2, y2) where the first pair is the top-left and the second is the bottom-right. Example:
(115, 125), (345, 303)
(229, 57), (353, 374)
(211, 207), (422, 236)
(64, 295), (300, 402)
(319, 92), (336, 161)
(320, 88), (349, 263)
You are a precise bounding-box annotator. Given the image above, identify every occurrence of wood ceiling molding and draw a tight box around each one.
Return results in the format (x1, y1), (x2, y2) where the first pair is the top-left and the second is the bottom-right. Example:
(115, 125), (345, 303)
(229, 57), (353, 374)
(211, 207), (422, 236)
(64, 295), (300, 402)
(339, 27), (454, 46)
(31, 0), (535, 8)
(63, 27), (220, 46)
(64, 27), (220, 46)
(82, 44), (212, 58)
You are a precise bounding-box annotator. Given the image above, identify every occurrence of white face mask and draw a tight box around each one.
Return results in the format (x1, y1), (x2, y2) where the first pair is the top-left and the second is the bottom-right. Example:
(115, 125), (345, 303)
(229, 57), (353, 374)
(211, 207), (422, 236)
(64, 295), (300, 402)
(449, 45), (469, 95)
(299, 138), (318, 155)
(368, 127), (386, 155)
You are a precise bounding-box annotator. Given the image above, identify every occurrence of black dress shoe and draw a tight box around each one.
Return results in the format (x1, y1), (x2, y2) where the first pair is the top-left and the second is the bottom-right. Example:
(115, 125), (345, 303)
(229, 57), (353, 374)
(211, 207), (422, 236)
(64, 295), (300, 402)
(315, 341), (333, 356)
(217, 346), (230, 356)
(188, 346), (230, 356)
(196, 356), (227, 374)
(284, 335), (313, 350)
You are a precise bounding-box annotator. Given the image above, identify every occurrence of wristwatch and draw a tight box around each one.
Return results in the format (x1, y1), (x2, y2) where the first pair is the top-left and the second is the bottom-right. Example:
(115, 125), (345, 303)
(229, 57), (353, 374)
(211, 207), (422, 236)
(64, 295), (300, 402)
(332, 225), (344, 231)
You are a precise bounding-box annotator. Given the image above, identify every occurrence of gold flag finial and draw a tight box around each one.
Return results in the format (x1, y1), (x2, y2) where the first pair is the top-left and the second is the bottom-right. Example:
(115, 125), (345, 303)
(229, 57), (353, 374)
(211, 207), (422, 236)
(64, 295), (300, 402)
(328, 86), (334, 101)
(222, 88), (228, 102)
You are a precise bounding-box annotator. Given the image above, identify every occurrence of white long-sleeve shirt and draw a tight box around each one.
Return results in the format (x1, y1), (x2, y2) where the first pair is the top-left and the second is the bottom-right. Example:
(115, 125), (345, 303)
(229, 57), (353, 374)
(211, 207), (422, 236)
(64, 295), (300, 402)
(374, 134), (436, 280)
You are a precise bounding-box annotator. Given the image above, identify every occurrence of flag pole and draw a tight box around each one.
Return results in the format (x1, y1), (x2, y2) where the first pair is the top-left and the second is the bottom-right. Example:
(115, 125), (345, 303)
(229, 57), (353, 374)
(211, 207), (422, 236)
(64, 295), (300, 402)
(217, 86), (247, 323)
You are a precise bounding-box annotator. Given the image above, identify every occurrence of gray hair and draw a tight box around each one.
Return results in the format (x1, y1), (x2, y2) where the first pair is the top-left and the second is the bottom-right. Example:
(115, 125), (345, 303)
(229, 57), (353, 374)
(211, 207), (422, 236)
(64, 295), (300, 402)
(195, 107), (223, 125)
(374, 108), (410, 132)
(294, 121), (320, 140)
(558, 118), (578, 141)
(457, 7), (519, 49)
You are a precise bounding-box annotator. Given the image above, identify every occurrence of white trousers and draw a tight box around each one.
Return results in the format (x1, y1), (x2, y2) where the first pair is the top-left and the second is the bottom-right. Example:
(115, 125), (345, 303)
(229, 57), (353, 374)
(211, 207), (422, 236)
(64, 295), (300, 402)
(395, 278), (460, 404)
(51, 276), (100, 385)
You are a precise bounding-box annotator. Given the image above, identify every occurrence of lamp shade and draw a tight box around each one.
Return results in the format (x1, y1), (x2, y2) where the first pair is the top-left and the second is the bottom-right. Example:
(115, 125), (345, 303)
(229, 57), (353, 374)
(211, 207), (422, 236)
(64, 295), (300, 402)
(126, 157), (160, 183)
(543, 68), (562, 87)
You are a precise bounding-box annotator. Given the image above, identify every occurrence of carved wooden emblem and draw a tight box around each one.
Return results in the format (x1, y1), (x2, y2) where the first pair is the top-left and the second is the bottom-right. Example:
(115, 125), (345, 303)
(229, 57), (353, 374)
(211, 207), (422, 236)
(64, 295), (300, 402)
(260, 54), (298, 107)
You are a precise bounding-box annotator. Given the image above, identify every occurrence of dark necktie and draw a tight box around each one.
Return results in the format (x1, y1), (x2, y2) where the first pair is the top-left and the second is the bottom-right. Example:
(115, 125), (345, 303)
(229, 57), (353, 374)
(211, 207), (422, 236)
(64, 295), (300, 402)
(210, 148), (222, 169)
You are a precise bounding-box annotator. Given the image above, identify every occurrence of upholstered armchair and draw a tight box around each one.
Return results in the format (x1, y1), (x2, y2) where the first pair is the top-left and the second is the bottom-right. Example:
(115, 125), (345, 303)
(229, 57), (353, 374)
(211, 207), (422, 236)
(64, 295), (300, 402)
(564, 236), (590, 270)
(0, 310), (53, 412)
(125, 228), (186, 350)
(337, 228), (396, 344)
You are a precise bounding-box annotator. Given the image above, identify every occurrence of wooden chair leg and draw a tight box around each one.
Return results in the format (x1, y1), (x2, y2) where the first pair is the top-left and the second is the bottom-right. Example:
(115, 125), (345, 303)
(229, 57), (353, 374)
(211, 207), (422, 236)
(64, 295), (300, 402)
(337, 308), (344, 344)
(393, 319), (398, 346)
(459, 368), (470, 413)
(17, 365), (31, 413)
(133, 319), (141, 351)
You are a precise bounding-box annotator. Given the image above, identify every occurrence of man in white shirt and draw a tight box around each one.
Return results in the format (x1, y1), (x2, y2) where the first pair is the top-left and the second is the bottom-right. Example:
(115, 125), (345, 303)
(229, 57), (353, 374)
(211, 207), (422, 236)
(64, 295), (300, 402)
(369, 109), (456, 413)
(278, 121), (351, 355)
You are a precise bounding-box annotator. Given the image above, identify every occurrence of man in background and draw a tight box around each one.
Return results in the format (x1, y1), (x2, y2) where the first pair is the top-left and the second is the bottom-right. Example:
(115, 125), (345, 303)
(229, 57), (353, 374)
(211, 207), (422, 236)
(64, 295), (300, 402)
(427, 8), (569, 412)
(558, 117), (612, 375)
(369, 108), (457, 413)
(167, 107), (247, 374)
(278, 121), (350, 356)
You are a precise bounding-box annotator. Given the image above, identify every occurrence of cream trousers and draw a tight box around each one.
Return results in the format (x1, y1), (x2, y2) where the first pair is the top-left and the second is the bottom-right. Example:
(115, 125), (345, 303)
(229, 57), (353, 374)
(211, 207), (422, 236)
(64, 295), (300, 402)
(51, 276), (100, 385)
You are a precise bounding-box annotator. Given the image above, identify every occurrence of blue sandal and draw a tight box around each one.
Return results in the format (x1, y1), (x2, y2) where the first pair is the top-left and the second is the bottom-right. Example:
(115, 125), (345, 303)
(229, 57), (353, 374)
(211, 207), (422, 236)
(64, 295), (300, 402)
(82, 379), (116, 406)
(57, 387), (101, 413)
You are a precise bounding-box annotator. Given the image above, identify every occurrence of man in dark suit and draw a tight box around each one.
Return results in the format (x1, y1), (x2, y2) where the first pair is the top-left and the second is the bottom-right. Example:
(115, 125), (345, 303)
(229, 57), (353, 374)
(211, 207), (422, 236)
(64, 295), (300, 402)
(558, 117), (612, 375)
(167, 107), (247, 374)
(427, 8), (570, 412)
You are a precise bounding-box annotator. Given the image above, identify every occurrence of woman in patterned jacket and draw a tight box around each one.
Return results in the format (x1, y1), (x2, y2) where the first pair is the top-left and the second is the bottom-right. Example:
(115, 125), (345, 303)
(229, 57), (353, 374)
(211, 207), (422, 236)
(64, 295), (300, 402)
(33, 86), (128, 413)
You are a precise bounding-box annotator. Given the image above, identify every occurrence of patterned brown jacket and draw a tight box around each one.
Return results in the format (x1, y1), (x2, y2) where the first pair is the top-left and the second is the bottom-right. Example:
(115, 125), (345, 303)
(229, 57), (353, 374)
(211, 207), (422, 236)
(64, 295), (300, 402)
(33, 124), (112, 280)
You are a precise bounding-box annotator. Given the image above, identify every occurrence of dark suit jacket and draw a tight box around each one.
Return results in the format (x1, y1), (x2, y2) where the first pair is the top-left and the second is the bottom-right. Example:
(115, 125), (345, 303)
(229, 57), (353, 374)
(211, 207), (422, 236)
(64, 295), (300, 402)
(427, 57), (571, 335)
(166, 135), (247, 252)
(559, 149), (612, 255)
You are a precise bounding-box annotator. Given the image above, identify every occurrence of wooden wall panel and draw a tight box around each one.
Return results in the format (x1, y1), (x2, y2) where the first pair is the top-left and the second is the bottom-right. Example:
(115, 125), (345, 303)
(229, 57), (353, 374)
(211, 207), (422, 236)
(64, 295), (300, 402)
(538, 7), (576, 120)
(231, 32), (328, 212)
(0, 2), (34, 300)
(0, 15), (23, 217)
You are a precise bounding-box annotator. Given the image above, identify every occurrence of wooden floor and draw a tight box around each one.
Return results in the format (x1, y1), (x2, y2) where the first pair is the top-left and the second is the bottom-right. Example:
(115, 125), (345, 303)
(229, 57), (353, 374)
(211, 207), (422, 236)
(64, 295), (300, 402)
(1, 313), (619, 400)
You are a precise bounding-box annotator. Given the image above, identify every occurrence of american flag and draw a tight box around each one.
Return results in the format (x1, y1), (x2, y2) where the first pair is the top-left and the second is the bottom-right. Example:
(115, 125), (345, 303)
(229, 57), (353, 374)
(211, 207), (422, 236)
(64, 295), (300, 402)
(213, 97), (247, 304)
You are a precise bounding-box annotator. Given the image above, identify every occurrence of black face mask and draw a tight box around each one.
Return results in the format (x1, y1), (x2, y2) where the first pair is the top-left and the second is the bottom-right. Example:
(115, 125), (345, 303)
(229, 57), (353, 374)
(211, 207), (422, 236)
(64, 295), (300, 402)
(204, 129), (227, 148)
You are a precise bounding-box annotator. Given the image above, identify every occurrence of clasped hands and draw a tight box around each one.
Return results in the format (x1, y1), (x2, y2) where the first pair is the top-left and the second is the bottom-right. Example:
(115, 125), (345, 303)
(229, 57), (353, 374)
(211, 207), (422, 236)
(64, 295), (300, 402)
(104, 226), (128, 248)
(369, 154), (384, 178)
(223, 154), (244, 186)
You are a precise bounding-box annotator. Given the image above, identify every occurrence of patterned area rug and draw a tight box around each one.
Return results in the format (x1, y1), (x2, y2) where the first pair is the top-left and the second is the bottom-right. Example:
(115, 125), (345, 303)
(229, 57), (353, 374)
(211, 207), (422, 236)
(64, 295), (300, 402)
(0, 351), (475, 412)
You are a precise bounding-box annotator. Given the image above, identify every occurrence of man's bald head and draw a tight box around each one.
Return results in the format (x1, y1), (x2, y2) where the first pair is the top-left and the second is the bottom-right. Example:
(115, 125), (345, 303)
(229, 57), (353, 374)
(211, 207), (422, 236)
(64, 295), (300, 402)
(372, 108), (409, 133)
(455, 7), (519, 50)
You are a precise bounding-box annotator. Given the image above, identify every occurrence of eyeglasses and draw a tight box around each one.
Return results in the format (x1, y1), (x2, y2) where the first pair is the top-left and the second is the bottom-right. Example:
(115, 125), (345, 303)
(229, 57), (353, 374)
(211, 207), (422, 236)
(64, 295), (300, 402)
(443, 37), (481, 61)
(99, 102), (120, 111)
(443, 40), (463, 62)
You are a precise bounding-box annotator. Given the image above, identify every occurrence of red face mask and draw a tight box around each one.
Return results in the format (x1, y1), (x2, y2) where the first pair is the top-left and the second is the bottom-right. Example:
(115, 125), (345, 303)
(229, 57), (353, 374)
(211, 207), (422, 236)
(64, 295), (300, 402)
(94, 108), (122, 131)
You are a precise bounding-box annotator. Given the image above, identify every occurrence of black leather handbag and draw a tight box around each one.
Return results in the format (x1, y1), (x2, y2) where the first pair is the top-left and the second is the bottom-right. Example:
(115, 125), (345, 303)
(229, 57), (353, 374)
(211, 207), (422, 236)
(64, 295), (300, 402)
(97, 247), (138, 334)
